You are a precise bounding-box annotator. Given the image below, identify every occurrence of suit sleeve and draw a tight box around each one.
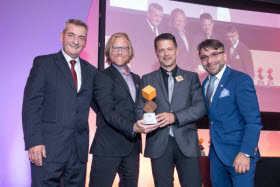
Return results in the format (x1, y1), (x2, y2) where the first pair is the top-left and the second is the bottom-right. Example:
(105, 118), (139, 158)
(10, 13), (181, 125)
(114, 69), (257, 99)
(22, 57), (45, 150)
(93, 72), (136, 138)
(174, 73), (207, 126)
(236, 74), (262, 156)
(90, 69), (99, 113)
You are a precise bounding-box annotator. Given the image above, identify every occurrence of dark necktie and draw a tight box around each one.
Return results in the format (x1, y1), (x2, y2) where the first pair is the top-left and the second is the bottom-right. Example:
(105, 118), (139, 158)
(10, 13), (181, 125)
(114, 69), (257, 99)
(70, 60), (77, 90)
(167, 72), (174, 136)
(153, 27), (157, 37)
(206, 76), (217, 108)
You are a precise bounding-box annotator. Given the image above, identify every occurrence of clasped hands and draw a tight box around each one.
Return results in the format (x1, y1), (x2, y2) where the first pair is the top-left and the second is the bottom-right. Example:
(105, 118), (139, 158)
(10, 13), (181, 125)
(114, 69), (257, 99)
(134, 112), (175, 134)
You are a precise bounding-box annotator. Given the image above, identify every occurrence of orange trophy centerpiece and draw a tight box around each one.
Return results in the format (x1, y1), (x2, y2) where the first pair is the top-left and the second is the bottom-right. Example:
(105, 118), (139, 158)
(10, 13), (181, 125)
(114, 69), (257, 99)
(142, 85), (158, 124)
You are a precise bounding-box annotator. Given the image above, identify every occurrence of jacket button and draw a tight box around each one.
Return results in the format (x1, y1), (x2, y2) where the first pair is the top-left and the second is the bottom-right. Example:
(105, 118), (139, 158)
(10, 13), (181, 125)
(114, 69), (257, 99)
(211, 122), (214, 125)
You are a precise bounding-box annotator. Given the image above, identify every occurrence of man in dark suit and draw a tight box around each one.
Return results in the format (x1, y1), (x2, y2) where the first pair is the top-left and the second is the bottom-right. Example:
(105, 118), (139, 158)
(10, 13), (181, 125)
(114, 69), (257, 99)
(193, 13), (221, 77)
(198, 39), (262, 187)
(89, 33), (158, 187)
(137, 33), (206, 187)
(132, 3), (164, 74)
(22, 19), (98, 186)
(225, 24), (255, 80)
(169, 8), (196, 71)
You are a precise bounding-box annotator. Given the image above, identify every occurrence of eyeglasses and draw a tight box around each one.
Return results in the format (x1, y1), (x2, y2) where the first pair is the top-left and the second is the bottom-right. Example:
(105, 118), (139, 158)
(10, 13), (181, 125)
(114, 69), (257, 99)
(199, 51), (224, 62)
(112, 46), (129, 52)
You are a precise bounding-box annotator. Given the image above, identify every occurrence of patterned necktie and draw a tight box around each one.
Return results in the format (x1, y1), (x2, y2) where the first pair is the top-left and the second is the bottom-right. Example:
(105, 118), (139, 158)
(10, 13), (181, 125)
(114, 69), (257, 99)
(167, 72), (174, 137)
(70, 60), (78, 91)
(206, 75), (217, 108)
(153, 27), (157, 37)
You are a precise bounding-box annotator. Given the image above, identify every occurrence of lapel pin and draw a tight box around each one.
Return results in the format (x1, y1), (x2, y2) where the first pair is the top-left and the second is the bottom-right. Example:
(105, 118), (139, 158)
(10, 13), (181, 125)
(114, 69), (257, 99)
(175, 75), (184, 82)
(220, 85), (223, 87)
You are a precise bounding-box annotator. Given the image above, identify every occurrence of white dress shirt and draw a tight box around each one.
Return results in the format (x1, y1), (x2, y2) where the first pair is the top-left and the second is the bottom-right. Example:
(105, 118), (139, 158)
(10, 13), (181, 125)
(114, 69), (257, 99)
(62, 49), (82, 92)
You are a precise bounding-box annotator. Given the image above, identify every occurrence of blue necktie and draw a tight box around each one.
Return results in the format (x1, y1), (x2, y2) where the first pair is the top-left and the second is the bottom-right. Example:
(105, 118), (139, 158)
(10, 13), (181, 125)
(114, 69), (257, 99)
(206, 76), (217, 108)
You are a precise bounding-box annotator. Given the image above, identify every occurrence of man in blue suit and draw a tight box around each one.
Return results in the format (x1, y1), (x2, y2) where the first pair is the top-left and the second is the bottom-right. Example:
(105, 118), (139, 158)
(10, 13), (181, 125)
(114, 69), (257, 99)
(22, 19), (98, 186)
(197, 39), (262, 187)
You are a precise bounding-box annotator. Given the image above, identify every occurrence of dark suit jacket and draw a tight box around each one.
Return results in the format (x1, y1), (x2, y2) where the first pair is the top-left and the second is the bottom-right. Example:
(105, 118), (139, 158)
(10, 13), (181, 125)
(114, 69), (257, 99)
(202, 66), (262, 166)
(131, 18), (164, 74)
(227, 41), (255, 80)
(90, 65), (141, 157)
(137, 67), (206, 159)
(171, 30), (197, 72)
(22, 51), (98, 163)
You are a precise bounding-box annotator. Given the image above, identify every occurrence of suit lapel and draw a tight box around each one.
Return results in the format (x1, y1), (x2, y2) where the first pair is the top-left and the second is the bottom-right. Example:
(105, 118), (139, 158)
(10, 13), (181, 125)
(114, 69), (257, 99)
(210, 66), (231, 112)
(155, 69), (169, 103)
(131, 73), (139, 104)
(109, 65), (135, 102)
(171, 68), (184, 104)
(79, 58), (89, 93)
(202, 76), (210, 111)
(55, 51), (77, 91)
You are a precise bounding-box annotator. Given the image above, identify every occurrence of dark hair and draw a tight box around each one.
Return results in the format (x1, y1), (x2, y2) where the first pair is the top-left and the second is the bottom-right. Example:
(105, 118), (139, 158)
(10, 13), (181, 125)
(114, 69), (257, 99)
(154, 33), (177, 50)
(148, 3), (163, 12)
(226, 24), (238, 34)
(197, 39), (224, 55)
(200, 13), (213, 21)
(63, 19), (88, 36)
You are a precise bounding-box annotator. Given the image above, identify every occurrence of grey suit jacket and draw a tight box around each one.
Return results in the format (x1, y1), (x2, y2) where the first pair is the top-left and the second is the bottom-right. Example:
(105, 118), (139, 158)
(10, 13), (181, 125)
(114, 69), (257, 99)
(137, 67), (206, 159)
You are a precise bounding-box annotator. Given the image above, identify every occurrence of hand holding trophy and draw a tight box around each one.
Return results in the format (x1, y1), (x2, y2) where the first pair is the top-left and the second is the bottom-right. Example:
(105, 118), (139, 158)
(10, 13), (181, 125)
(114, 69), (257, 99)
(142, 85), (158, 124)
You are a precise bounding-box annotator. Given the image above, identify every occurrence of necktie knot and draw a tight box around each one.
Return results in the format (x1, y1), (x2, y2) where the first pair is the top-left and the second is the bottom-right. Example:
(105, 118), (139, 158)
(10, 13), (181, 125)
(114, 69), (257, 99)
(70, 60), (76, 67)
(166, 72), (172, 77)
(153, 27), (157, 37)
(209, 75), (217, 83)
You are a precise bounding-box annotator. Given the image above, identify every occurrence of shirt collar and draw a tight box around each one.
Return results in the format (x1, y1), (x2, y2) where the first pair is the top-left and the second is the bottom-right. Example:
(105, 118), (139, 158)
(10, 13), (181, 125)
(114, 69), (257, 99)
(161, 65), (178, 77)
(112, 63), (131, 75)
(62, 49), (80, 63)
(208, 64), (227, 81)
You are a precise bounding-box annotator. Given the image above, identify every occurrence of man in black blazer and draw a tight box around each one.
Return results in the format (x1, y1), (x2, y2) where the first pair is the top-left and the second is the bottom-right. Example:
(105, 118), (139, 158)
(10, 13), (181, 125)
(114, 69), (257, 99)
(89, 33), (158, 187)
(132, 3), (164, 74)
(137, 33), (206, 187)
(169, 8), (196, 71)
(22, 19), (98, 186)
(225, 24), (255, 80)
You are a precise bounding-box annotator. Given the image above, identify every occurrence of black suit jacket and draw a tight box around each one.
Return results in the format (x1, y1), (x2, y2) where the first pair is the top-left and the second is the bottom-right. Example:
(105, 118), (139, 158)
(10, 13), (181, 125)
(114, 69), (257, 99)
(22, 51), (98, 163)
(131, 18), (164, 74)
(227, 41), (255, 80)
(90, 65), (141, 157)
(171, 30), (197, 72)
(137, 67), (206, 159)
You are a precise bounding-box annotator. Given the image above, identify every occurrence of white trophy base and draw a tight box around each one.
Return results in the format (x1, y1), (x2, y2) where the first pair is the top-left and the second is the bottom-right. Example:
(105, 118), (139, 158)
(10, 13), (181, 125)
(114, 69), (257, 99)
(143, 113), (158, 125)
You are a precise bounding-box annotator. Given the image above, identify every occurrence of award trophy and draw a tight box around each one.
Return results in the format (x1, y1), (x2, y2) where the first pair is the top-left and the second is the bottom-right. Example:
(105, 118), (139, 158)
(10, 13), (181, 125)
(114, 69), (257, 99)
(142, 85), (158, 124)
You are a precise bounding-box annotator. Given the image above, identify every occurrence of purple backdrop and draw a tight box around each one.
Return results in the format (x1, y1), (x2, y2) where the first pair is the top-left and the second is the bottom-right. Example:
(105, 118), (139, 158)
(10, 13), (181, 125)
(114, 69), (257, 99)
(0, 0), (93, 186)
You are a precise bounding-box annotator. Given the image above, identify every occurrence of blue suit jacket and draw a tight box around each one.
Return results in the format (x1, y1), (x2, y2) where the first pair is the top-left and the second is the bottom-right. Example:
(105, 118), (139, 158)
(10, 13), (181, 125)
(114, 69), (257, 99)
(22, 51), (98, 163)
(202, 66), (262, 166)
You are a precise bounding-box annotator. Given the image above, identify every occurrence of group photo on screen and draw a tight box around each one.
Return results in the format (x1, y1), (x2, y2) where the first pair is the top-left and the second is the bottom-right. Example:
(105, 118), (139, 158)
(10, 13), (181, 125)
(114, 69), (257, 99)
(106, 0), (280, 112)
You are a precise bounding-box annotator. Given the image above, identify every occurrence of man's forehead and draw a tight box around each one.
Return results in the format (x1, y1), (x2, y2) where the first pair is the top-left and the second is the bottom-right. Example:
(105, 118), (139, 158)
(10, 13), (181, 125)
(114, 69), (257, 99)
(200, 47), (220, 54)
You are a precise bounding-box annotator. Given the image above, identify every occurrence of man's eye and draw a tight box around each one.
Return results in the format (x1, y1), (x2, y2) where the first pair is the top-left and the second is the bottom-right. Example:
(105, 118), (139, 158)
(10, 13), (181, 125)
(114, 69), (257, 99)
(211, 53), (219, 57)
(200, 56), (207, 60)
(168, 48), (173, 51)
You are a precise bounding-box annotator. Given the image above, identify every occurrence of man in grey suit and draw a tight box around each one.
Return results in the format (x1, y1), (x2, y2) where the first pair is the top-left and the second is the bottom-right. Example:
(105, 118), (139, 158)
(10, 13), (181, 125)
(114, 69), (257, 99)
(137, 33), (206, 187)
